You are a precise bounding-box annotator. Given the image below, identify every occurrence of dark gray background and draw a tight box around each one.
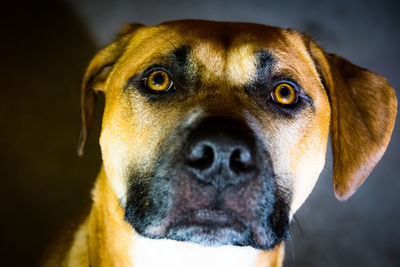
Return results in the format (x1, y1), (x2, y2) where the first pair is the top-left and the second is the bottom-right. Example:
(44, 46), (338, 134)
(1, 0), (399, 266)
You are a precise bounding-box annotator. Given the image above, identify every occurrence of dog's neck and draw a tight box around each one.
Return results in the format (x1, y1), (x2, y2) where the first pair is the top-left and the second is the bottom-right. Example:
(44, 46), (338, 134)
(85, 166), (284, 267)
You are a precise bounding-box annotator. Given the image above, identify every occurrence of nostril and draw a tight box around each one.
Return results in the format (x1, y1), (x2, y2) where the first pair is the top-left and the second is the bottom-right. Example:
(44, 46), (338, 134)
(187, 143), (215, 170)
(229, 148), (252, 174)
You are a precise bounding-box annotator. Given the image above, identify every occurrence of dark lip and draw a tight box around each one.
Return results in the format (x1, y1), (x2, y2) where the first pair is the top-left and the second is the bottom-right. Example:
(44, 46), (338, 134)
(170, 209), (246, 231)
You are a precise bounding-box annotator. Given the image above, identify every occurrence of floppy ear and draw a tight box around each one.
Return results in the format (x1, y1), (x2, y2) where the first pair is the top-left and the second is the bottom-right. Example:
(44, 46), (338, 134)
(77, 23), (143, 156)
(304, 37), (397, 201)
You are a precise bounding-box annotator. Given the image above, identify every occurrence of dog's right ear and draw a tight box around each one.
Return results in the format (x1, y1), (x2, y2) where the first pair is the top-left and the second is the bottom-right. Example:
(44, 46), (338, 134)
(77, 23), (143, 156)
(302, 35), (397, 201)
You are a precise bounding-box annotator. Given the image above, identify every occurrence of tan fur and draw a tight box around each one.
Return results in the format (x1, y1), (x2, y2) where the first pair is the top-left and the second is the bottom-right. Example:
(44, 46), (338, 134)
(42, 20), (397, 266)
(254, 244), (284, 267)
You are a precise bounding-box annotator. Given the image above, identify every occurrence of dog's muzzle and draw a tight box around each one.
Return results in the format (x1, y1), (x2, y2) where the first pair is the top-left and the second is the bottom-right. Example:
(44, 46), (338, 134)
(124, 117), (290, 250)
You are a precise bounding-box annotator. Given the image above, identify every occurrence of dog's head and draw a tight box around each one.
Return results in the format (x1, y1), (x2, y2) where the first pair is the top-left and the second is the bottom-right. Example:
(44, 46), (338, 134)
(78, 20), (396, 250)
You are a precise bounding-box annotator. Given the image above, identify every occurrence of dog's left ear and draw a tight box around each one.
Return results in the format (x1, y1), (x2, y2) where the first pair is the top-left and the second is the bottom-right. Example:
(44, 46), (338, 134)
(303, 36), (397, 201)
(77, 23), (144, 156)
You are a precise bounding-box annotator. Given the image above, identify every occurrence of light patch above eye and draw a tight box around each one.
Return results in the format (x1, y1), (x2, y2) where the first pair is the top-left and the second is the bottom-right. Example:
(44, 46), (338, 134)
(272, 83), (297, 105)
(226, 44), (258, 85)
(144, 70), (173, 92)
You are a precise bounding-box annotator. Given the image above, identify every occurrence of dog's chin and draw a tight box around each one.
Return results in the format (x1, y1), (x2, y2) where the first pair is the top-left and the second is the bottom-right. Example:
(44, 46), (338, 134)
(133, 209), (286, 250)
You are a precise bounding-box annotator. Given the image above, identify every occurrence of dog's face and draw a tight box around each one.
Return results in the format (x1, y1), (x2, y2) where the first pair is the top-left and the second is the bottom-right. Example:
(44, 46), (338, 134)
(79, 20), (397, 250)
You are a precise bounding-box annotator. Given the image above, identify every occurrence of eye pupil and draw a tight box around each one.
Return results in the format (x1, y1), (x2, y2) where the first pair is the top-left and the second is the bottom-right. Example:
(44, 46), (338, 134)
(279, 86), (290, 98)
(272, 83), (297, 105)
(145, 70), (172, 92)
(152, 72), (165, 86)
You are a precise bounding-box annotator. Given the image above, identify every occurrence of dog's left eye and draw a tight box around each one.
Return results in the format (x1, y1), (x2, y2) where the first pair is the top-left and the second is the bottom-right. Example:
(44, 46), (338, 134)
(143, 70), (173, 92)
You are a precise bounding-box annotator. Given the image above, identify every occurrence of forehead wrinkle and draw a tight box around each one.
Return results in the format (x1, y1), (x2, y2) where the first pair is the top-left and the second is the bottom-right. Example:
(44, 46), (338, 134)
(123, 26), (188, 61)
(193, 41), (261, 92)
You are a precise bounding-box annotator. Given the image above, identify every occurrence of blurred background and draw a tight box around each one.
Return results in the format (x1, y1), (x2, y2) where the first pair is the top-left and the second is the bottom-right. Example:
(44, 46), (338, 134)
(1, 0), (399, 266)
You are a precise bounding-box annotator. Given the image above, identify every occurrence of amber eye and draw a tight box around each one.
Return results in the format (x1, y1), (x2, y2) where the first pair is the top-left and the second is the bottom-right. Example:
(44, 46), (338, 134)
(144, 70), (173, 92)
(272, 83), (297, 105)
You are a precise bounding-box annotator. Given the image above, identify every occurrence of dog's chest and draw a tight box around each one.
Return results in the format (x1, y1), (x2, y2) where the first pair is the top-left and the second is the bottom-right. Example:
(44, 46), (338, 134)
(130, 235), (260, 267)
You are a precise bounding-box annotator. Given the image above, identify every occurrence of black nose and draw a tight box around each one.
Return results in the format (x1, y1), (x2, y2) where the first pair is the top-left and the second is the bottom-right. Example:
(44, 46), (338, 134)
(185, 117), (259, 190)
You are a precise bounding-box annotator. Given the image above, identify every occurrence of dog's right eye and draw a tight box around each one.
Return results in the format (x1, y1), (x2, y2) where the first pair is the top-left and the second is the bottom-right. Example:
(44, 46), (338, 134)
(143, 70), (173, 93)
(271, 83), (298, 105)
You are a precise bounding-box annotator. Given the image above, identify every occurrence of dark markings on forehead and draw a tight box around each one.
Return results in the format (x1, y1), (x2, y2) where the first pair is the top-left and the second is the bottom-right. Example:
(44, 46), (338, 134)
(257, 50), (274, 69)
(255, 50), (274, 84)
(245, 50), (275, 94)
(171, 45), (191, 70)
(169, 45), (198, 95)
(170, 45), (194, 83)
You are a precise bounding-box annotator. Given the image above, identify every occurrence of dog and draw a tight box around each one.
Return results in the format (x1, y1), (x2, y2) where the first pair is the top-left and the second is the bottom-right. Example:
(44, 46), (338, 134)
(41, 20), (397, 267)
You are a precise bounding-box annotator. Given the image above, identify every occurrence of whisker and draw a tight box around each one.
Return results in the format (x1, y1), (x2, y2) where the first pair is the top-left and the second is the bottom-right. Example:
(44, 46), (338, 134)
(323, 165), (333, 174)
(292, 215), (308, 239)
(287, 229), (296, 267)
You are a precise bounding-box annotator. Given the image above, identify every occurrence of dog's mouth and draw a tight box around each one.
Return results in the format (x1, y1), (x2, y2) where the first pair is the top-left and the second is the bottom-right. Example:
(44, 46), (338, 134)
(171, 209), (246, 231)
(164, 209), (252, 247)
(125, 171), (291, 250)
(125, 170), (291, 250)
